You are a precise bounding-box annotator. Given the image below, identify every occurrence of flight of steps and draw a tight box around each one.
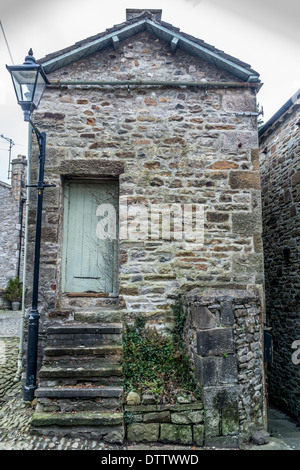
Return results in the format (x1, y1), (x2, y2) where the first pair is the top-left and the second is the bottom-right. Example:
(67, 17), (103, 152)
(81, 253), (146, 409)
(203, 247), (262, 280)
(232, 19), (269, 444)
(31, 309), (125, 444)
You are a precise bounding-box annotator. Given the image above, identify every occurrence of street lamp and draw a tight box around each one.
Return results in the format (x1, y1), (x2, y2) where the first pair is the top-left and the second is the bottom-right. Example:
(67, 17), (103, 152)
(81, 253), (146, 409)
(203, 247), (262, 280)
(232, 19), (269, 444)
(6, 49), (49, 122)
(7, 50), (54, 402)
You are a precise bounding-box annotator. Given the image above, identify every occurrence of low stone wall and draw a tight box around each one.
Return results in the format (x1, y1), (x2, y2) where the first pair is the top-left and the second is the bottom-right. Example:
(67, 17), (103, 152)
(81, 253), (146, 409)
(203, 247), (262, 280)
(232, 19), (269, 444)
(183, 287), (265, 442)
(125, 402), (205, 447)
(122, 287), (265, 448)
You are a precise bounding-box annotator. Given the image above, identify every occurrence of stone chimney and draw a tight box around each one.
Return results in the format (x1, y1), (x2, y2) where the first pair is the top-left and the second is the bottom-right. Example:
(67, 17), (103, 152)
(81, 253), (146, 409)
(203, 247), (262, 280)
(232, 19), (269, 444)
(11, 154), (27, 202)
(126, 9), (162, 22)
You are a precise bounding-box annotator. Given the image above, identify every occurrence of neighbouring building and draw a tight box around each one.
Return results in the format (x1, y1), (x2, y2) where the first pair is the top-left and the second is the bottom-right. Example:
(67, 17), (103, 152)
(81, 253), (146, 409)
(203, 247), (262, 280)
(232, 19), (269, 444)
(0, 155), (27, 308)
(259, 90), (300, 422)
(24, 9), (267, 446)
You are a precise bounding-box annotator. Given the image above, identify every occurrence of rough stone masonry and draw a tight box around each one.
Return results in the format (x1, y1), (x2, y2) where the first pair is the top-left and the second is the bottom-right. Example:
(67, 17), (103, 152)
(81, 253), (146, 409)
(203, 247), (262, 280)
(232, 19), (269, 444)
(0, 156), (27, 308)
(259, 91), (300, 421)
(23, 10), (266, 444)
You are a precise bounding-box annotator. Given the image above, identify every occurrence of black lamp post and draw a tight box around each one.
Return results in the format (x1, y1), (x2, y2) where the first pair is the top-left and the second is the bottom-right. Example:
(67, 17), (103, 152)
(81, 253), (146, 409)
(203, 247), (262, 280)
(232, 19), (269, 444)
(7, 50), (54, 402)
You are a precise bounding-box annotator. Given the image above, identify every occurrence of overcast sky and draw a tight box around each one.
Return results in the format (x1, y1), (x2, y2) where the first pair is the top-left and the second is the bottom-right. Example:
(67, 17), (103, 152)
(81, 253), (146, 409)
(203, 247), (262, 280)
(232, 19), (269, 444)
(0, 0), (299, 182)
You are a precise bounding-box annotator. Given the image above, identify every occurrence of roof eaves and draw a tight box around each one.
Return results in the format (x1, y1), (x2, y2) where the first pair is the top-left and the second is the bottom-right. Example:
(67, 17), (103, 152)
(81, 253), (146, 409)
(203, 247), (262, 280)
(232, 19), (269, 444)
(0, 181), (11, 190)
(41, 19), (146, 73)
(159, 21), (256, 73)
(145, 19), (259, 81)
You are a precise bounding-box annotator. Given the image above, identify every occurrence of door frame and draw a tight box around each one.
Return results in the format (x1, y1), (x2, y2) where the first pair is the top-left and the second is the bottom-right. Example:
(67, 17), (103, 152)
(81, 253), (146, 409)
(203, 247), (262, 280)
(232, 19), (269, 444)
(61, 177), (119, 295)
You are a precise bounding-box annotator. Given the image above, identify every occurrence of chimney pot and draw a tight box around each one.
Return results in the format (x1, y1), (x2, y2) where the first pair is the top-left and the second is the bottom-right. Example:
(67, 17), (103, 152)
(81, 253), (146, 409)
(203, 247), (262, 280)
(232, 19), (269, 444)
(126, 9), (162, 22)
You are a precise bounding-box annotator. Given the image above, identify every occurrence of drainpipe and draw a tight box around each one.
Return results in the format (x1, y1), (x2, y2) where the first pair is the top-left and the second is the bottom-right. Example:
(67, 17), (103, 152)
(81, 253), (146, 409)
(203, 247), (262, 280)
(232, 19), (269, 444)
(48, 79), (261, 89)
(17, 197), (25, 280)
(15, 124), (31, 381)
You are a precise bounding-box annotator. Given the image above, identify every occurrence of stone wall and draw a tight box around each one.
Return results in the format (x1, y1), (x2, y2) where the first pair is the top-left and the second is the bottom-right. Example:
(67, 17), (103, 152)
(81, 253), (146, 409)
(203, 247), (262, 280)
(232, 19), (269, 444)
(259, 102), (300, 419)
(26, 31), (263, 327)
(0, 156), (27, 304)
(0, 183), (19, 290)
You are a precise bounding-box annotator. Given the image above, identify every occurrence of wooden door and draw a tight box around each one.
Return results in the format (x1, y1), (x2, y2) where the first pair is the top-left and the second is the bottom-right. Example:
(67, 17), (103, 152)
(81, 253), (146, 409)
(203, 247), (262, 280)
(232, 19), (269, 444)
(62, 180), (118, 293)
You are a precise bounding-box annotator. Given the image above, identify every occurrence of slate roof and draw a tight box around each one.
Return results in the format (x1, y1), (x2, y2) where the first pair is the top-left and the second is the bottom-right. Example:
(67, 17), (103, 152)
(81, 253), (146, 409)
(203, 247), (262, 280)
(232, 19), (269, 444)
(259, 89), (300, 139)
(38, 10), (260, 82)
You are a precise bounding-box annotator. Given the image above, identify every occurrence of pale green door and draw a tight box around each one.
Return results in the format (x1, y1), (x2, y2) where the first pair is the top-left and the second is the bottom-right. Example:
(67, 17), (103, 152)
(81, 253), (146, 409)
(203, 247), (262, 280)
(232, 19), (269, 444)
(62, 180), (118, 293)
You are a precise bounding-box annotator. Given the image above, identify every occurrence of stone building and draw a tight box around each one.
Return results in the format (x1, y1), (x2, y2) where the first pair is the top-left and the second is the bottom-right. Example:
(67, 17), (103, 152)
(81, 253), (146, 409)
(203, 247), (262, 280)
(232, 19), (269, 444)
(259, 90), (300, 422)
(0, 155), (27, 308)
(24, 9), (266, 446)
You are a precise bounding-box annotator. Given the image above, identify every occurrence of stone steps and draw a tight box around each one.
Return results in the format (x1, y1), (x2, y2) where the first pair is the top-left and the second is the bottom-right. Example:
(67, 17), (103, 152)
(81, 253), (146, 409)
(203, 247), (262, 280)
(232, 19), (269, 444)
(35, 386), (124, 413)
(38, 363), (123, 385)
(32, 411), (124, 427)
(43, 344), (123, 359)
(35, 386), (123, 399)
(32, 315), (124, 442)
(46, 323), (122, 347)
(47, 323), (123, 335)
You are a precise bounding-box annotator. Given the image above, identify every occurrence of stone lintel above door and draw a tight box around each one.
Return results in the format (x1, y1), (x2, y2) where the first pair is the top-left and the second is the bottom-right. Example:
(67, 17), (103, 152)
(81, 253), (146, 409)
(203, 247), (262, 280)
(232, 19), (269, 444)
(58, 159), (125, 178)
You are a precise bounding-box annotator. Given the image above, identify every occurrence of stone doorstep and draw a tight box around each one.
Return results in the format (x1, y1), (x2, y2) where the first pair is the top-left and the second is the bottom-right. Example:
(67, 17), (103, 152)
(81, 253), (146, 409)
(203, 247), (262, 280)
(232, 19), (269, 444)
(60, 296), (119, 310)
(74, 310), (123, 323)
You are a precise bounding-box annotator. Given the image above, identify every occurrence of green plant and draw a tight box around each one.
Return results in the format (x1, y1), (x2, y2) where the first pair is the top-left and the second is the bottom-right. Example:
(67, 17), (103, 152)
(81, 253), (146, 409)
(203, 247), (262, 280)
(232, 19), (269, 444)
(5, 278), (22, 303)
(122, 300), (199, 403)
(171, 298), (186, 349)
(124, 412), (135, 425)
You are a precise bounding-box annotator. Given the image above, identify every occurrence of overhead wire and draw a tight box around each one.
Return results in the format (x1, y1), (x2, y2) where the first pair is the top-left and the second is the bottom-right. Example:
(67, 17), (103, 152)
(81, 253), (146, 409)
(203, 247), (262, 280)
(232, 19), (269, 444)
(0, 19), (14, 64)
